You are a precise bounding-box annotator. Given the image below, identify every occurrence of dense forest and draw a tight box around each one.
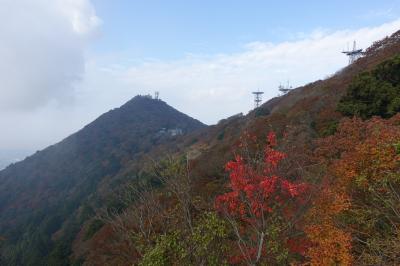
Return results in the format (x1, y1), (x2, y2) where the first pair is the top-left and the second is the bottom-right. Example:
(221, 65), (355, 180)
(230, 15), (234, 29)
(0, 97), (205, 265)
(1, 31), (400, 265)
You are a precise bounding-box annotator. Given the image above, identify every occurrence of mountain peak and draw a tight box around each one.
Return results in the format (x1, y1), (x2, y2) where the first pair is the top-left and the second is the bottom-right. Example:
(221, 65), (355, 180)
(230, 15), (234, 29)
(85, 95), (204, 135)
(0, 97), (205, 265)
(124, 94), (162, 104)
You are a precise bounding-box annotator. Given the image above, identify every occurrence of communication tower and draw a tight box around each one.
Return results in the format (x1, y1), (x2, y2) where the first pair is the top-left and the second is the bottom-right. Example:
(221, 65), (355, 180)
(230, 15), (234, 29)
(342, 41), (363, 64)
(252, 90), (264, 108)
(154, 91), (160, 100)
(278, 81), (292, 95)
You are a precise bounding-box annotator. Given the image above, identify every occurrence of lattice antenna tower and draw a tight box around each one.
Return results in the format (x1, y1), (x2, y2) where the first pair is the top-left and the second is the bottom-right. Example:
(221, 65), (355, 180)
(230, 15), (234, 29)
(154, 91), (160, 100)
(252, 90), (264, 108)
(278, 80), (293, 95)
(342, 41), (363, 64)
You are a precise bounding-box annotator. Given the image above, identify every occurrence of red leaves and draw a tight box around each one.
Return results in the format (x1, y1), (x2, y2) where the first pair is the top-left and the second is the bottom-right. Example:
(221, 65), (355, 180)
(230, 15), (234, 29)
(287, 237), (311, 256)
(216, 132), (307, 219)
(215, 131), (310, 263)
(282, 180), (308, 198)
(265, 132), (286, 174)
(267, 131), (277, 146)
(224, 155), (248, 191)
(215, 191), (245, 216)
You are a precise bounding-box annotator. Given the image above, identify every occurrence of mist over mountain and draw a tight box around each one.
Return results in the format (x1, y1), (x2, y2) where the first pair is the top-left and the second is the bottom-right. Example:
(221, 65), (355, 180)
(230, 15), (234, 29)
(0, 95), (205, 265)
(1, 14), (400, 265)
(0, 150), (32, 170)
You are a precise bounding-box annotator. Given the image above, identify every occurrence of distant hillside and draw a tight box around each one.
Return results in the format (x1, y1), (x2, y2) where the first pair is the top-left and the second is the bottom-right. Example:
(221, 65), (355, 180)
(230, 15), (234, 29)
(73, 30), (400, 265)
(0, 96), (205, 265)
(2, 30), (400, 266)
(0, 150), (31, 170)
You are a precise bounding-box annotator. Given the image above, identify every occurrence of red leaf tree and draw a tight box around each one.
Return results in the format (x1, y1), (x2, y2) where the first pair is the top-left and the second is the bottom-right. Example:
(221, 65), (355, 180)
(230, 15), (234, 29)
(215, 132), (309, 265)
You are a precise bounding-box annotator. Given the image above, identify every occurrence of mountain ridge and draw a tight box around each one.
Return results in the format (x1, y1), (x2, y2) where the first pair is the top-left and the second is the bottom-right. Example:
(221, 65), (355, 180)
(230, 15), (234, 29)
(1, 30), (400, 265)
(45, 28), (400, 265)
(0, 95), (205, 265)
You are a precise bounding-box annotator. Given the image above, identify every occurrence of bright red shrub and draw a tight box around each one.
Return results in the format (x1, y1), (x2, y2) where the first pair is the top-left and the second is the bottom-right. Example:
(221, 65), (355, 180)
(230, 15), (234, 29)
(215, 131), (309, 264)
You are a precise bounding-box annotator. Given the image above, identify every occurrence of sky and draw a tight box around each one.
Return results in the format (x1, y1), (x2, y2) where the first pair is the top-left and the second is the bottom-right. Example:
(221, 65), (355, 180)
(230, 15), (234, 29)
(1, 0), (400, 158)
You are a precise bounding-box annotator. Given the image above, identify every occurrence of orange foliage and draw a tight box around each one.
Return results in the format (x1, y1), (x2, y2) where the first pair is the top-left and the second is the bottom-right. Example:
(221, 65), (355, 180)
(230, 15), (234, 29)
(304, 114), (400, 265)
(304, 186), (352, 265)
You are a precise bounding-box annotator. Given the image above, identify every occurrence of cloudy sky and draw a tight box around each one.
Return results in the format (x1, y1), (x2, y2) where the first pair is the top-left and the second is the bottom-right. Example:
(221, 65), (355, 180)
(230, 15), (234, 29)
(1, 0), (400, 156)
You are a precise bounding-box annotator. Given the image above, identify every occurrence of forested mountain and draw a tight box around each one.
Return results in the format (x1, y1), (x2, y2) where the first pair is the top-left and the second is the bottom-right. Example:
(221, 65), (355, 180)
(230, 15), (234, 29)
(0, 150), (31, 171)
(72, 31), (400, 265)
(0, 96), (205, 265)
(1, 30), (400, 266)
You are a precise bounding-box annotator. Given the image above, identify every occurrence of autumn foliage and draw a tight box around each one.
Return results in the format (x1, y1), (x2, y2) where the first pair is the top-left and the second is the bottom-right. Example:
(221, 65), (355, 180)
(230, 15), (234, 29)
(83, 115), (400, 265)
(215, 132), (309, 265)
(305, 114), (400, 265)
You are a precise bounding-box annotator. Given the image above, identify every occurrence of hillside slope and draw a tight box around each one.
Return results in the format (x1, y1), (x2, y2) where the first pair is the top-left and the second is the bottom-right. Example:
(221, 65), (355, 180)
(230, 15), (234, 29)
(0, 96), (205, 265)
(74, 30), (400, 265)
(178, 30), (400, 193)
(1, 30), (400, 265)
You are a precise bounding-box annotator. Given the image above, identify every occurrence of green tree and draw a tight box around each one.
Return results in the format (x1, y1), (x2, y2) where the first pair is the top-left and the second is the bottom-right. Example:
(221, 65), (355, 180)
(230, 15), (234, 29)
(140, 212), (228, 266)
(338, 55), (400, 119)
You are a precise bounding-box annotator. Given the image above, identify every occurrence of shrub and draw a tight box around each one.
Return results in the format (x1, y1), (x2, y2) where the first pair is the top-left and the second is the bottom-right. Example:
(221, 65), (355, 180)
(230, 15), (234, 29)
(215, 132), (309, 265)
(338, 55), (400, 119)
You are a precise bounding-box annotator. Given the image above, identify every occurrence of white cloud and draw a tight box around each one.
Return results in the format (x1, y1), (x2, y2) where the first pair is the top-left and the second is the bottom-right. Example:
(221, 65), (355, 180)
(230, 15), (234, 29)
(0, 5), (400, 154)
(55, 0), (101, 35)
(0, 0), (99, 111)
(89, 19), (400, 126)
